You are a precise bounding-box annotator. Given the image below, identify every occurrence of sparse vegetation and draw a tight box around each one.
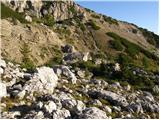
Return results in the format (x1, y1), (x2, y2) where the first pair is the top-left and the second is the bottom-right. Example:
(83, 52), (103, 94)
(88, 20), (101, 30)
(42, 14), (55, 27)
(139, 27), (159, 48)
(103, 16), (119, 25)
(20, 43), (35, 73)
(69, 6), (76, 14)
(106, 32), (158, 60)
(109, 40), (123, 51)
(1, 3), (28, 23)
(91, 14), (100, 19)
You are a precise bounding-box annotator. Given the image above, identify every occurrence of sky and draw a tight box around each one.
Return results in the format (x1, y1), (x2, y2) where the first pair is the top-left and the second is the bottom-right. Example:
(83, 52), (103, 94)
(75, 1), (159, 34)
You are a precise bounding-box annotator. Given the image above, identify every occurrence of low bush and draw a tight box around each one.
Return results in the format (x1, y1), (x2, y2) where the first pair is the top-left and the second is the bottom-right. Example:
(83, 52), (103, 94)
(139, 27), (159, 48)
(91, 14), (100, 19)
(103, 16), (119, 25)
(88, 20), (101, 30)
(20, 43), (35, 73)
(106, 32), (158, 60)
(42, 14), (55, 27)
(109, 40), (123, 51)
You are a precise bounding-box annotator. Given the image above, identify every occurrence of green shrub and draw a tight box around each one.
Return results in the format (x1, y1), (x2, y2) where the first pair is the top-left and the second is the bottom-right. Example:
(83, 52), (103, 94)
(88, 20), (101, 30)
(42, 1), (53, 10)
(45, 57), (62, 67)
(69, 6), (76, 14)
(42, 14), (55, 27)
(79, 23), (86, 31)
(103, 16), (119, 25)
(143, 56), (149, 69)
(1, 3), (28, 23)
(106, 32), (158, 60)
(91, 14), (100, 19)
(132, 29), (138, 34)
(139, 27), (159, 48)
(117, 53), (132, 65)
(20, 43), (35, 73)
(109, 40), (123, 51)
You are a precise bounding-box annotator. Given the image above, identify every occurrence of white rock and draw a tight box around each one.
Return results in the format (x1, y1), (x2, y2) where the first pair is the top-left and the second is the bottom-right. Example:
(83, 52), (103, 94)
(0, 67), (4, 74)
(103, 106), (112, 114)
(25, 15), (32, 22)
(17, 90), (26, 99)
(36, 66), (58, 85)
(83, 52), (89, 62)
(76, 100), (86, 113)
(44, 101), (57, 113)
(36, 101), (43, 109)
(54, 65), (77, 84)
(77, 70), (85, 78)
(22, 67), (58, 95)
(0, 59), (6, 68)
(114, 63), (121, 71)
(0, 82), (7, 97)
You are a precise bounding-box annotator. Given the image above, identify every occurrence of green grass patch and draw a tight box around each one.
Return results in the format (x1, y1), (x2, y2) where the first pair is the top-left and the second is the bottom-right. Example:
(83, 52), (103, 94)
(109, 40), (123, 51)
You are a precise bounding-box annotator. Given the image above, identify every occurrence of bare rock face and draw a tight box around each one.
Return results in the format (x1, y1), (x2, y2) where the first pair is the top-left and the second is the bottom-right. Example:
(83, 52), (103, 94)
(2, 0), (85, 21)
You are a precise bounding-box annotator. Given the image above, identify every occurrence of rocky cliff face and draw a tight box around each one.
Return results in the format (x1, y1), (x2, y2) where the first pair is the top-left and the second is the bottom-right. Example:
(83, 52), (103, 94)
(1, 0), (85, 21)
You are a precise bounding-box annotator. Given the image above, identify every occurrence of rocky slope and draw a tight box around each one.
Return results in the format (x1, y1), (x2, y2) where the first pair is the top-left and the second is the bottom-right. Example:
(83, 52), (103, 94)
(0, 0), (159, 119)
(0, 59), (159, 119)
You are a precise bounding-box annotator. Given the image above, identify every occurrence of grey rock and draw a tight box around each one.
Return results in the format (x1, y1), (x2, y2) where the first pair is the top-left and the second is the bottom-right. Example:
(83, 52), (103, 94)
(23, 73), (32, 80)
(100, 90), (128, 107)
(79, 107), (108, 119)
(52, 108), (71, 119)
(111, 82), (121, 88)
(61, 99), (77, 111)
(23, 111), (44, 119)
(61, 44), (75, 53)
(54, 65), (77, 84)
(127, 103), (143, 113)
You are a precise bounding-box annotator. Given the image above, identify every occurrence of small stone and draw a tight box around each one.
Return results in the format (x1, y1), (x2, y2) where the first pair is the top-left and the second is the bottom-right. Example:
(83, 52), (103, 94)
(44, 101), (57, 113)
(103, 105), (112, 114)
(17, 90), (26, 99)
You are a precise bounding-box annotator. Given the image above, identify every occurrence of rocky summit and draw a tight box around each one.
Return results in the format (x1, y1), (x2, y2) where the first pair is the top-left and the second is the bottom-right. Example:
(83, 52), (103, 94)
(0, 0), (159, 119)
